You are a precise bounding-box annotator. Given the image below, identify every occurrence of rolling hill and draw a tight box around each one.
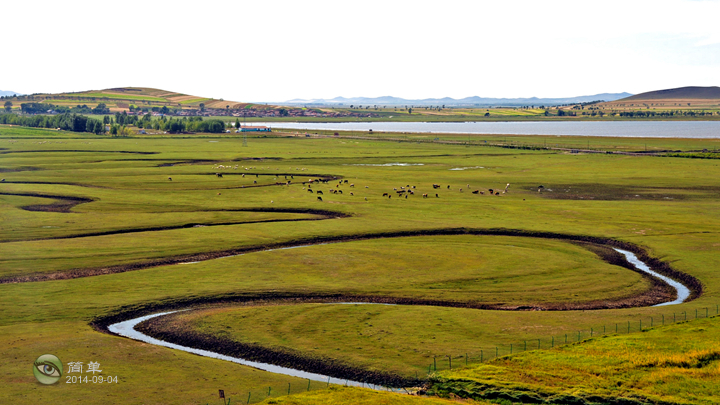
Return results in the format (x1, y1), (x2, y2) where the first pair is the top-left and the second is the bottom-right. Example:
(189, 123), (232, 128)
(2, 87), (270, 112)
(602, 86), (720, 108)
(284, 92), (633, 107)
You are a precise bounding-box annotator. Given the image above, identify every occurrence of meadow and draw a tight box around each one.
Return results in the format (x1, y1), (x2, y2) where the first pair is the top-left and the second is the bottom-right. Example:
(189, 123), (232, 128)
(1, 124), (719, 404)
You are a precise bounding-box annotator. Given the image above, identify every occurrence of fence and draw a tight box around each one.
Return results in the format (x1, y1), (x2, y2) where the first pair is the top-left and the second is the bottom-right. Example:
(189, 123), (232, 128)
(421, 303), (720, 374)
(206, 302), (720, 404)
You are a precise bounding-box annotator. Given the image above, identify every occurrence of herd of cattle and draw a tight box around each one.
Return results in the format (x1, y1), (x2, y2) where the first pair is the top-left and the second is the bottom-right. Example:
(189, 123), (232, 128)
(300, 177), (511, 202)
(203, 172), (516, 202)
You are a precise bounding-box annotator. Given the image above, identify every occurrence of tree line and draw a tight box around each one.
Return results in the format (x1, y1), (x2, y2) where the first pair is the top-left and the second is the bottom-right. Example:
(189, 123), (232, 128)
(19, 102), (110, 115)
(0, 112), (104, 134)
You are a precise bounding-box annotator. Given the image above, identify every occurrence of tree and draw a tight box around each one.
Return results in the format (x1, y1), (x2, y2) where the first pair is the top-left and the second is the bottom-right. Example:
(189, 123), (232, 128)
(199, 103), (205, 112)
(235, 118), (240, 129)
(4, 101), (12, 112)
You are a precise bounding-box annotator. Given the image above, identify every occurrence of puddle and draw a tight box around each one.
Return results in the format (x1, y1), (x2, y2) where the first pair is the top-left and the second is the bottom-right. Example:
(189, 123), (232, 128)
(449, 166), (484, 171)
(345, 163), (424, 167)
(613, 248), (690, 306)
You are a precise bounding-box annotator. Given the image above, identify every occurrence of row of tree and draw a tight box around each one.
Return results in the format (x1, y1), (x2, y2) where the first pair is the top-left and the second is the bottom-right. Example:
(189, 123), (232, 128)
(0, 113), (105, 134)
(19, 102), (110, 115)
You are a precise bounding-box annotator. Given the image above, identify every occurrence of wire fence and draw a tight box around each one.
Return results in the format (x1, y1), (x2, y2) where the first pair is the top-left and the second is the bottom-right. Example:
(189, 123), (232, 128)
(205, 302), (720, 404)
(421, 303), (720, 374)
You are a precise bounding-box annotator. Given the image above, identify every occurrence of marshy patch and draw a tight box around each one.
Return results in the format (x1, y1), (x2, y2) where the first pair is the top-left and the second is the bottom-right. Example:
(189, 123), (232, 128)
(533, 183), (720, 201)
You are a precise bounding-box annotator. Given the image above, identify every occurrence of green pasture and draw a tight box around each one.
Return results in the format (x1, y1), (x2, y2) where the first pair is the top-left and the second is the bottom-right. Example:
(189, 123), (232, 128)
(434, 315), (720, 404)
(1, 125), (720, 404)
(73, 92), (168, 102)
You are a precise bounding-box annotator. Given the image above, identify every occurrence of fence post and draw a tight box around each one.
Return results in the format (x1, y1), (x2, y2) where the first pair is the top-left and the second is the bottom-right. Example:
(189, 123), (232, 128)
(662, 314), (664, 325)
(288, 383), (291, 395)
(307, 380), (311, 391)
(268, 387), (271, 398)
(247, 392), (251, 405)
(434, 356), (437, 371)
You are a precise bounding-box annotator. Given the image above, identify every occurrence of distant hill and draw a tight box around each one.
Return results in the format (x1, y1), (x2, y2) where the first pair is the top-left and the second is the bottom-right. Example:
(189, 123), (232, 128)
(620, 86), (720, 101)
(284, 93), (633, 107)
(602, 86), (720, 109)
(2, 87), (269, 112)
(0, 90), (21, 97)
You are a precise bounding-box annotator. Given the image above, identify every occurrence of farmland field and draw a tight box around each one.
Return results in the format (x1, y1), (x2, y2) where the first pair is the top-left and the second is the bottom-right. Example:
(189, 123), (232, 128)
(1, 125), (720, 404)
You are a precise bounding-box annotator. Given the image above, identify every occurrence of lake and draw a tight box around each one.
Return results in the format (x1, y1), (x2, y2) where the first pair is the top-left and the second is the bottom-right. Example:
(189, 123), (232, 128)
(251, 121), (720, 138)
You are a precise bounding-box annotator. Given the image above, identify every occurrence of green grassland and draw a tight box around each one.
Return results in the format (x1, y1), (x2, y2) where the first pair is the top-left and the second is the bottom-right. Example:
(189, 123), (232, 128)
(433, 315), (720, 404)
(1, 124), (720, 404)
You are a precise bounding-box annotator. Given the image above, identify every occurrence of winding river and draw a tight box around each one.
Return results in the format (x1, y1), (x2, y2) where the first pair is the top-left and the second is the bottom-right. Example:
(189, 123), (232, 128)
(107, 247), (690, 388)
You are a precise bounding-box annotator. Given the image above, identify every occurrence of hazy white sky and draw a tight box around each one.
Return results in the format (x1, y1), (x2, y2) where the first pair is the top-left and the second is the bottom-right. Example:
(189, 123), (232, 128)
(3, 0), (719, 102)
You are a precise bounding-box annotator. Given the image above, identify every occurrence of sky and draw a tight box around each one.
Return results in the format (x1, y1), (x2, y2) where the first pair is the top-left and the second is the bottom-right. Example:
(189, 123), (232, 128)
(3, 0), (720, 102)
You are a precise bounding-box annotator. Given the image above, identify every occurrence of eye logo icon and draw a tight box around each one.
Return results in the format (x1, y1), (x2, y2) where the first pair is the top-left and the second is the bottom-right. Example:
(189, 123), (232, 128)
(33, 354), (63, 385)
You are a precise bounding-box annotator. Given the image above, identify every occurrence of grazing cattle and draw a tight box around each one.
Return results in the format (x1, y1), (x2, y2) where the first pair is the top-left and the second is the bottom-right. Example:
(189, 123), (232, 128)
(383, 193), (389, 197)
(308, 189), (314, 193)
(388, 195), (391, 199)
(338, 190), (343, 194)
(216, 173), (223, 178)
(433, 184), (440, 189)
(344, 180), (349, 183)
(365, 186), (369, 188)
(291, 175), (294, 179)
(504, 183), (510, 193)
(412, 185), (416, 189)
(317, 190), (323, 195)
(435, 193), (439, 198)
(0, 179), (4, 182)
(168, 177), (172, 181)
(409, 190), (414, 195)
(489, 189), (494, 194)
(350, 183), (355, 187)
(495, 192), (500, 195)
(422, 193), (428, 198)
(317, 196), (323, 201)
(447, 185), (450, 189)
(254, 180), (257, 184)
(472, 190), (479, 194)
(405, 194), (408, 199)
(217, 192), (221, 195)
(350, 192), (354, 196)
(480, 191), (484, 195)
(242, 174), (245, 177)
(364, 197), (367, 201)
(460, 188), (463, 192)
